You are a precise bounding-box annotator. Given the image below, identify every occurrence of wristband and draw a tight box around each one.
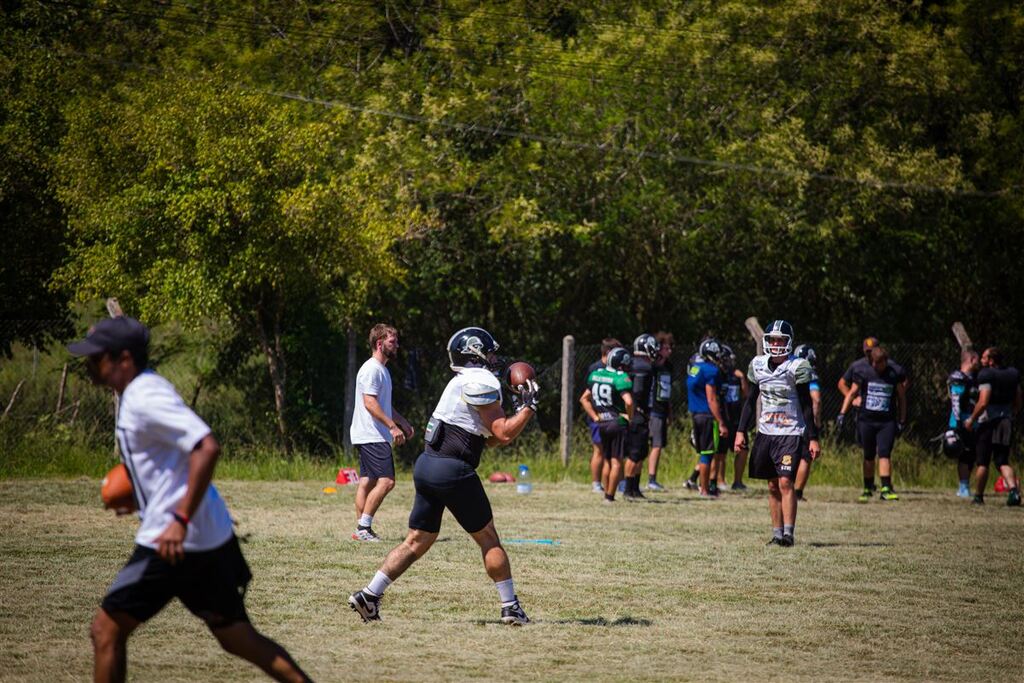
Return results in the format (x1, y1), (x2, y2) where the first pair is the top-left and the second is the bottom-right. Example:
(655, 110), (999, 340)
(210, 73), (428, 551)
(172, 511), (190, 528)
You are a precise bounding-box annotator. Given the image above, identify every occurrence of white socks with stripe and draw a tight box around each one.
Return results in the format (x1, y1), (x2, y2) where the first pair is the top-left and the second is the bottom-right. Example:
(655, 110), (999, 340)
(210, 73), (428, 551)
(365, 571), (392, 598)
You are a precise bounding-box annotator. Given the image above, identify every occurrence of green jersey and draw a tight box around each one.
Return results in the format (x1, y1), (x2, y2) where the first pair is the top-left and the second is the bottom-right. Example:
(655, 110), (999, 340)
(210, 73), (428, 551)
(586, 368), (633, 425)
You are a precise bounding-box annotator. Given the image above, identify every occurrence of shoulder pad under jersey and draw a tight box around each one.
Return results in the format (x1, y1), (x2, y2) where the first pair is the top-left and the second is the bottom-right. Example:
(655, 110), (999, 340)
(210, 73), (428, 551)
(462, 382), (501, 406)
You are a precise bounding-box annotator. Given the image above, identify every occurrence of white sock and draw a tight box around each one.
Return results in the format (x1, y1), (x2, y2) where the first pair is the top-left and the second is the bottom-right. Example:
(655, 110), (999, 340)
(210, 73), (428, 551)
(365, 571), (392, 598)
(495, 578), (516, 605)
(358, 514), (374, 528)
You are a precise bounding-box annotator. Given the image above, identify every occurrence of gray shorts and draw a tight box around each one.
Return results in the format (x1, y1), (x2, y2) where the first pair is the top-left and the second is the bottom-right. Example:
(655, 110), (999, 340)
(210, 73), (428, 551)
(356, 442), (395, 480)
(649, 414), (668, 448)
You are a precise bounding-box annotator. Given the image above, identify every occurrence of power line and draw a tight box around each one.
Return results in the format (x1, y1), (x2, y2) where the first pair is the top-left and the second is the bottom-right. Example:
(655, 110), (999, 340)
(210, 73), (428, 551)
(44, 47), (1009, 198)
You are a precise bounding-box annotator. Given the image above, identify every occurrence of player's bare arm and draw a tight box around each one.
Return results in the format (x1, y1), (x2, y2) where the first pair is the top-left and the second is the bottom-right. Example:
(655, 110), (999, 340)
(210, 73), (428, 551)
(362, 393), (406, 445)
(964, 385), (990, 431)
(479, 390), (536, 447)
(622, 390), (634, 423)
(580, 389), (600, 422)
(838, 381), (861, 420)
(706, 383), (730, 439)
(156, 434), (221, 565)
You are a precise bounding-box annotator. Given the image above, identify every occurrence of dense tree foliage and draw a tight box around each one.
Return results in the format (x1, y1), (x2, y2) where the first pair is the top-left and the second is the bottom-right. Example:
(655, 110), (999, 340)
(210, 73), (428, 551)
(3, 0), (1022, 446)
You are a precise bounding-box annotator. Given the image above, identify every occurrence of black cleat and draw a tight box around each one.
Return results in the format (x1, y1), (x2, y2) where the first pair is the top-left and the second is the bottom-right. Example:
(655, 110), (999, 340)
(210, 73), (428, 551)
(779, 534), (794, 547)
(971, 495), (985, 506)
(348, 590), (381, 622)
(766, 536), (783, 546)
(500, 597), (530, 625)
(1008, 489), (1021, 507)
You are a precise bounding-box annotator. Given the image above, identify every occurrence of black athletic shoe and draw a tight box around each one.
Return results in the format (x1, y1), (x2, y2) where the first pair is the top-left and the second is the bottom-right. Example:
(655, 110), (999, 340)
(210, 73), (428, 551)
(1008, 489), (1022, 507)
(500, 597), (530, 625)
(731, 482), (748, 491)
(348, 590), (381, 622)
(766, 537), (783, 546)
(779, 534), (795, 547)
(971, 495), (985, 506)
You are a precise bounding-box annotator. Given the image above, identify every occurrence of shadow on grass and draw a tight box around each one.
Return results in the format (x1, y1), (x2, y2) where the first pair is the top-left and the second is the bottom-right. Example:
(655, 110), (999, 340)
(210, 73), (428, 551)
(807, 541), (893, 548)
(472, 616), (653, 627)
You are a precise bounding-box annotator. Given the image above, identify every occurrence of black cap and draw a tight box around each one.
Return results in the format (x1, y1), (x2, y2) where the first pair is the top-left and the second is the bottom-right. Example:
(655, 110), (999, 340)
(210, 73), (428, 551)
(67, 317), (149, 357)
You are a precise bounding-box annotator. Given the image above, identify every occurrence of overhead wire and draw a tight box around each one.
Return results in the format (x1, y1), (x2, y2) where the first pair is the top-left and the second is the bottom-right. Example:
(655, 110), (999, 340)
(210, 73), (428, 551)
(38, 46), (1010, 198)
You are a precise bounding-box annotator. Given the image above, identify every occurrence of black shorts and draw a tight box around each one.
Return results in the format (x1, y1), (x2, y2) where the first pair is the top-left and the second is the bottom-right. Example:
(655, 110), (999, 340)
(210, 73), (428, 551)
(748, 434), (802, 481)
(717, 420), (739, 454)
(597, 421), (626, 460)
(799, 438), (813, 463)
(626, 423), (650, 462)
(101, 535), (251, 627)
(409, 453), (493, 534)
(357, 441), (395, 479)
(976, 418), (1012, 468)
(858, 420), (896, 460)
(649, 414), (668, 448)
(956, 428), (976, 466)
(690, 414), (718, 455)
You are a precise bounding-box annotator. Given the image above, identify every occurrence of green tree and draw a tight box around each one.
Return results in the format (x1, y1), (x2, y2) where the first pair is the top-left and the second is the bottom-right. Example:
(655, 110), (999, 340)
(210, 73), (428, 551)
(54, 72), (432, 448)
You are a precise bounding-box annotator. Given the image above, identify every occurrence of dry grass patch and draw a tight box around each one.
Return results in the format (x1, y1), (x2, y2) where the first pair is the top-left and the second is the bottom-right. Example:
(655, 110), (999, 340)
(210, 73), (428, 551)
(1, 479), (1021, 682)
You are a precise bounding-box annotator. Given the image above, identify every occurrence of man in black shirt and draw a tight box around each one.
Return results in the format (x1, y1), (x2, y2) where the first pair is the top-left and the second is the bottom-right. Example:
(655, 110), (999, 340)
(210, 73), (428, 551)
(647, 332), (675, 492)
(838, 347), (907, 502)
(963, 347), (1021, 506)
(624, 334), (657, 500)
(837, 337), (879, 444)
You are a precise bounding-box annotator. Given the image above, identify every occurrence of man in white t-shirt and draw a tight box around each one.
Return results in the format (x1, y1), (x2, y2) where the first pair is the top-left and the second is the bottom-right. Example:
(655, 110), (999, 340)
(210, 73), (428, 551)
(69, 317), (310, 683)
(350, 324), (414, 542)
(348, 326), (539, 626)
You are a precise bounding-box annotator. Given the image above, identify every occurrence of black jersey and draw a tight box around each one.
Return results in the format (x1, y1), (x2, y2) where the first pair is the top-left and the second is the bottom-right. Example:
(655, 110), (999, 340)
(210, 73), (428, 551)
(720, 370), (743, 424)
(628, 356), (654, 424)
(947, 369), (977, 429)
(977, 366), (1020, 421)
(651, 359), (674, 417)
(851, 361), (907, 422)
(842, 357), (870, 385)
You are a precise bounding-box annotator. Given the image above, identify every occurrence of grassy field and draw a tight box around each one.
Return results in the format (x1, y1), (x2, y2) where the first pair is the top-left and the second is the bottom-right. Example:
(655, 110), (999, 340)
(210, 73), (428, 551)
(1, 477), (1021, 682)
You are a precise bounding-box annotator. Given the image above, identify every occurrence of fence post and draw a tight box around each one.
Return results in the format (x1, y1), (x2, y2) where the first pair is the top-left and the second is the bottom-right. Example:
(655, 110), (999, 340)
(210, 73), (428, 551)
(559, 335), (575, 467)
(343, 327), (357, 456)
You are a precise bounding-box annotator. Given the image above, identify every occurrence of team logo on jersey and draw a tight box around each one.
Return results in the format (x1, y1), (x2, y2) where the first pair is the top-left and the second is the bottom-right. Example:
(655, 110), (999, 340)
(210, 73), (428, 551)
(781, 455), (792, 465)
(688, 366), (700, 377)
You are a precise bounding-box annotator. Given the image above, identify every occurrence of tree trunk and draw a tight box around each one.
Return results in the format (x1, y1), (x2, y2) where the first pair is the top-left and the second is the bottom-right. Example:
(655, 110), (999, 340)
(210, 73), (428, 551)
(256, 304), (290, 454)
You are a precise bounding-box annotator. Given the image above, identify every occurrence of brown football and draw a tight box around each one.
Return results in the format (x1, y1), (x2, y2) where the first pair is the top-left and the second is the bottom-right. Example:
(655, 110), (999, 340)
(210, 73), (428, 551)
(101, 463), (137, 512)
(505, 361), (536, 394)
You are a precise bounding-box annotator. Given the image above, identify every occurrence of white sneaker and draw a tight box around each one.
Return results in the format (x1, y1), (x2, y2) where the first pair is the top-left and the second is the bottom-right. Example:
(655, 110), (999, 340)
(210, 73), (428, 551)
(592, 482), (604, 493)
(352, 527), (382, 542)
(646, 480), (666, 492)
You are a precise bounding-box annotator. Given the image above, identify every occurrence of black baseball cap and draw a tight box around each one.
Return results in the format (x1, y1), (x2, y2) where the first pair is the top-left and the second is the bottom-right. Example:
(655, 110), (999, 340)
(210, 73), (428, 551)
(67, 317), (150, 357)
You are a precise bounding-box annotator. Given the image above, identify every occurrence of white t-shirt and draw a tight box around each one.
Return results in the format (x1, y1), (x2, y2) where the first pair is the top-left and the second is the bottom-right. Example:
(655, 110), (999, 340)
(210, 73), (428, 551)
(747, 355), (814, 437)
(431, 367), (503, 437)
(116, 370), (234, 551)
(350, 357), (394, 445)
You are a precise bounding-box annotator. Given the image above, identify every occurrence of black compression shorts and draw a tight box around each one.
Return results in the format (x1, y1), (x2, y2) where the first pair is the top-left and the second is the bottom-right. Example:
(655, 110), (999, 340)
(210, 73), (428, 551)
(408, 453), (493, 534)
(858, 420), (897, 460)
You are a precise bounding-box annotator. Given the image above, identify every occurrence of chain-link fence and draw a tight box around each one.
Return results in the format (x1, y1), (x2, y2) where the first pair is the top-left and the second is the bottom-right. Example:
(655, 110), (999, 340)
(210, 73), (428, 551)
(2, 320), (1021, 460)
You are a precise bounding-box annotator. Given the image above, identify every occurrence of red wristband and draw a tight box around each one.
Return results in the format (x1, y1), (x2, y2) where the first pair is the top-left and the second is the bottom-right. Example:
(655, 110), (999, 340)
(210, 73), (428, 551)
(172, 511), (190, 527)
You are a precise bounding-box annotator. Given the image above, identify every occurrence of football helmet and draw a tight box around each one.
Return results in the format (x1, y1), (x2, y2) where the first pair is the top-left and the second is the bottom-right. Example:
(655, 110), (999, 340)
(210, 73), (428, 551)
(698, 338), (722, 363)
(607, 346), (632, 371)
(720, 343), (736, 370)
(633, 334), (658, 358)
(763, 320), (794, 358)
(447, 327), (500, 371)
(793, 343), (817, 367)
(942, 429), (963, 459)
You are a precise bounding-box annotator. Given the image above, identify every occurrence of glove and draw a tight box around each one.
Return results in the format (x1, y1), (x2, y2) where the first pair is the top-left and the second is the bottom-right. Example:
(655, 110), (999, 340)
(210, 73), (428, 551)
(835, 413), (845, 430)
(512, 379), (539, 413)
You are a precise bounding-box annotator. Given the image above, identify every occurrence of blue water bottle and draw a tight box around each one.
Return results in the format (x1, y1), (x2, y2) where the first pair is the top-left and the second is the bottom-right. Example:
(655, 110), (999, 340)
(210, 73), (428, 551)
(516, 464), (532, 495)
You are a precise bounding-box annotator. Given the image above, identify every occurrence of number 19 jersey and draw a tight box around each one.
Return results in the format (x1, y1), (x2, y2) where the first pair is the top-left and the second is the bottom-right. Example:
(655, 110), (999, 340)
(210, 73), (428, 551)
(586, 368), (633, 425)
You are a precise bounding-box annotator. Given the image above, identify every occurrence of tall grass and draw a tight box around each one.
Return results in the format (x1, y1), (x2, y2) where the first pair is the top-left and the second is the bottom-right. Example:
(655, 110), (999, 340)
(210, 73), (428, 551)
(2, 421), (987, 492)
